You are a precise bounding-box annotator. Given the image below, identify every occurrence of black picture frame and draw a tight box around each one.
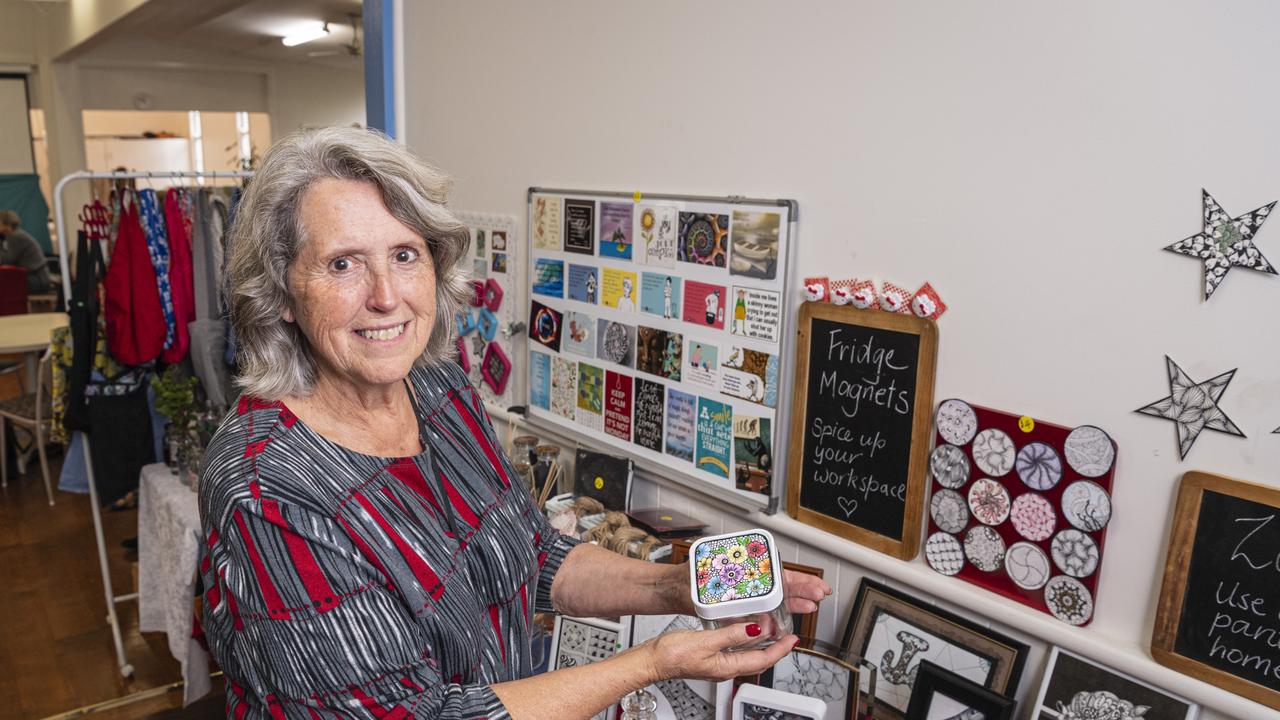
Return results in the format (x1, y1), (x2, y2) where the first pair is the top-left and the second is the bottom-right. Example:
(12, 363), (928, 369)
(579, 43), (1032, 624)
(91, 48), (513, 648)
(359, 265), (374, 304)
(840, 579), (1029, 719)
(905, 661), (1015, 720)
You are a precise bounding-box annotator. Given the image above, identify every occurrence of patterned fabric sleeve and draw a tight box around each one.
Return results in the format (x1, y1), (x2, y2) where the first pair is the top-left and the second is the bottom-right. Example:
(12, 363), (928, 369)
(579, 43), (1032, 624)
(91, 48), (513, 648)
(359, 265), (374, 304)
(206, 494), (512, 720)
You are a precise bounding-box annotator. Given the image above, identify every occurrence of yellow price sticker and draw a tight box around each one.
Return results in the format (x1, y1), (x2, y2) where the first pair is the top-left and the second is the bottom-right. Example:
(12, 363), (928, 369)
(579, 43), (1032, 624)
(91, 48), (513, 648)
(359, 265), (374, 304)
(1018, 416), (1035, 433)
(594, 476), (604, 490)
(633, 190), (643, 202)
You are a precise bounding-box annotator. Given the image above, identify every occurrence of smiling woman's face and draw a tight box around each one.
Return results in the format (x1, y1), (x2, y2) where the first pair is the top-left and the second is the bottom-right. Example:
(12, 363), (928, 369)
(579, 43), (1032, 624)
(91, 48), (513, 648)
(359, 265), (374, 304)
(283, 177), (437, 395)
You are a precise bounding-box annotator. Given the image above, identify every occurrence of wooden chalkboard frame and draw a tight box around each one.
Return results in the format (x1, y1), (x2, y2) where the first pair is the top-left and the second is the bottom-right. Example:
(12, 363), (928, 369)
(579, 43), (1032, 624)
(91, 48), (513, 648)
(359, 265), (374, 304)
(785, 303), (938, 560)
(1152, 470), (1280, 711)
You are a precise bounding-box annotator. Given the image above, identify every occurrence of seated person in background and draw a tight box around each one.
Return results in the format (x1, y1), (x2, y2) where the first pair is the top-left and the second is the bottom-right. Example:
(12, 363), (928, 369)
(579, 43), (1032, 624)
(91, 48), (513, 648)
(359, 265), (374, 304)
(0, 210), (53, 294)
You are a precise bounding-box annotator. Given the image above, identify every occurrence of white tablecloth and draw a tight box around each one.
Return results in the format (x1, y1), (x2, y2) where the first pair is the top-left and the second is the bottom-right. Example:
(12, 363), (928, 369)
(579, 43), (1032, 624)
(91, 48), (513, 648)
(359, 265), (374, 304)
(138, 462), (212, 705)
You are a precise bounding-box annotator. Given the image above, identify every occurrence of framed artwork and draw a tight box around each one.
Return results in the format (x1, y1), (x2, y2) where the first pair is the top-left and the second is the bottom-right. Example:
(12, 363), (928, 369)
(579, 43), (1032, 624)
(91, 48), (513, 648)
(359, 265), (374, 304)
(1031, 647), (1198, 720)
(629, 614), (717, 720)
(905, 661), (1015, 720)
(670, 539), (823, 643)
(548, 616), (631, 720)
(841, 579), (1028, 719)
(757, 647), (861, 720)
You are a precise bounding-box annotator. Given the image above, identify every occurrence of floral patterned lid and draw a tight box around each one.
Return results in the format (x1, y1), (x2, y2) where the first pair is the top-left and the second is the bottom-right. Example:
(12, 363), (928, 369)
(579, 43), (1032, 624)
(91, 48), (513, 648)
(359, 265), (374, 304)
(691, 530), (780, 610)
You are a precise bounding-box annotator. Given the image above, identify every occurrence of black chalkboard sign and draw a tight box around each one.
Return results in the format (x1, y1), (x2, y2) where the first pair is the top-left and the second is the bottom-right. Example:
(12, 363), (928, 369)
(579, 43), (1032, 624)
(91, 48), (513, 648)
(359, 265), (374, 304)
(1153, 471), (1280, 711)
(786, 303), (937, 560)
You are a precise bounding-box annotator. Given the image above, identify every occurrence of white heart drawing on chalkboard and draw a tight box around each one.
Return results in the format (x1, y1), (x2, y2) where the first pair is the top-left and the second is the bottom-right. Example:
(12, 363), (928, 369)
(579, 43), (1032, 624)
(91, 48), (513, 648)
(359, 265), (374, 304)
(838, 496), (859, 518)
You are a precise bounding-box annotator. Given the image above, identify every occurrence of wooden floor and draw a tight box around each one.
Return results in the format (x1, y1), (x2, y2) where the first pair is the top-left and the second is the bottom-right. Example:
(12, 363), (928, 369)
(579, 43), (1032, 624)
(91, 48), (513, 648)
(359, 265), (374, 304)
(0, 362), (224, 719)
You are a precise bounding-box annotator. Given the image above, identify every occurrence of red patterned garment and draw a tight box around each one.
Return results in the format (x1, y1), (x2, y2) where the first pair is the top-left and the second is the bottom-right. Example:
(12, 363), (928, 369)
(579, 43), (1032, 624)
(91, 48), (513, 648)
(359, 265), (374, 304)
(199, 363), (577, 719)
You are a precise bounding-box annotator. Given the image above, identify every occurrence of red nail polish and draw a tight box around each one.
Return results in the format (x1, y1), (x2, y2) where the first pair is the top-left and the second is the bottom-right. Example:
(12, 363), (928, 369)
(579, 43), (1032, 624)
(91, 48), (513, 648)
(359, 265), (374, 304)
(746, 623), (762, 637)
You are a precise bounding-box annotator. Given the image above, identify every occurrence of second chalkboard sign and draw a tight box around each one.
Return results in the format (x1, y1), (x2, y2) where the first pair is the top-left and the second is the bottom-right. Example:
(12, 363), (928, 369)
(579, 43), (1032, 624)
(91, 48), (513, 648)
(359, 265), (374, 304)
(786, 303), (938, 560)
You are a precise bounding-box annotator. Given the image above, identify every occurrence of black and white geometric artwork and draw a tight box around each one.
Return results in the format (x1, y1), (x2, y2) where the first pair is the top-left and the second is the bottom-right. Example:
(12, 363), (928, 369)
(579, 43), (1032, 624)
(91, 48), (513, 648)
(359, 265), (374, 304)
(1164, 188), (1277, 300)
(1134, 356), (1246, 459)
(1030, 647), (1199, 720)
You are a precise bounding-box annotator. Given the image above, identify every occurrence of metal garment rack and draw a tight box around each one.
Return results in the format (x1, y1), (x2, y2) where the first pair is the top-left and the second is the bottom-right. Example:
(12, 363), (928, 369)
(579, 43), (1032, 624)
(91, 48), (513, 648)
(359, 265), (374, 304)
(52, 169), (253, 678)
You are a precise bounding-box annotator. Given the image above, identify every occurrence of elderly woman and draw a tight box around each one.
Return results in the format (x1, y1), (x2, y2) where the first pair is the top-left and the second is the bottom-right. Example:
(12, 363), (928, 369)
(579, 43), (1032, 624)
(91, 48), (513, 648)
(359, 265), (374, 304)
(200, 126), (829, 719)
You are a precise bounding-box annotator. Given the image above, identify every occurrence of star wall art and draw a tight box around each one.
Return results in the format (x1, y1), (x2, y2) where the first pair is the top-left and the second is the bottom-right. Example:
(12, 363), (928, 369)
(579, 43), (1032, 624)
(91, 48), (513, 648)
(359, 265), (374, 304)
(1164, 189), (1277, 300)
(1135, 356), (1245, 459)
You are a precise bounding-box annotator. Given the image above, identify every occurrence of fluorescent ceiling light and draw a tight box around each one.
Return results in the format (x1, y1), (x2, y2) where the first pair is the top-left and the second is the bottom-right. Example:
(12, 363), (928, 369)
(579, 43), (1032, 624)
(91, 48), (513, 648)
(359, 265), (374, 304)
(282, 22), (329, 47)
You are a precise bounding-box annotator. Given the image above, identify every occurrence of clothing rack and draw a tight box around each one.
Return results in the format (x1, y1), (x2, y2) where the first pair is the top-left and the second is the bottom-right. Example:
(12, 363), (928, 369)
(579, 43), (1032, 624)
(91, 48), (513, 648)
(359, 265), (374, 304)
(53, 169), (253, 678)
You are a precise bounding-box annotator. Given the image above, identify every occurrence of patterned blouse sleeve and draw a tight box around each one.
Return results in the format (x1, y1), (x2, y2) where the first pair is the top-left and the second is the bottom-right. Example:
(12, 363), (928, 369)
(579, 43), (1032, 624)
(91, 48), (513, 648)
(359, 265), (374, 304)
(204, 494), (512, 720)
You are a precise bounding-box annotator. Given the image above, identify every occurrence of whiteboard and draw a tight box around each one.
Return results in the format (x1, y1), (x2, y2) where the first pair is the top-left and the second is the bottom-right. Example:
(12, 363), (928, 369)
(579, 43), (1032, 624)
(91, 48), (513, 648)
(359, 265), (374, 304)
(524, 189), (797, 509)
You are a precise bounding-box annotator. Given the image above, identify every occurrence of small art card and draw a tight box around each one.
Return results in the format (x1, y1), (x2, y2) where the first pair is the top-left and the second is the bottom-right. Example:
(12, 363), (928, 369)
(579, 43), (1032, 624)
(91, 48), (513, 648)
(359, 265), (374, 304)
(567, 264), (599, 304)
(564, 199), (595, 255)
(720, 346), (779, 408)
(683, 280), (728, 330)
(563, 311), (596, 358)
(695, 397), (732, 479)
(665, 389), (697, 463)
(640, 272), (682, 320)
(599, 202), (634, 260)
(678, 212), (729, 267)
(532, 195), (562, 251)
(532, 258), (564, 298)
(636, 205), (677, 267)
(733, 415), (772, 496)
(529, 351), (551, 410)
(601, 267), (639, 313)
(604, 371), (633, 442)
(549, 616), (631, 720)
(596, 319), (636, 368)
(636, 326), (682, 382)
(633, 378), (665, 453)
(684, 339), (719, 391)
(729, 286), (781, 343)
(528, 300), (563, 352)
(576, 362), (604, 432)
(1030, 648), (1198, 720)
(551, 356), (577, 420)
(729, 210), (781, 280)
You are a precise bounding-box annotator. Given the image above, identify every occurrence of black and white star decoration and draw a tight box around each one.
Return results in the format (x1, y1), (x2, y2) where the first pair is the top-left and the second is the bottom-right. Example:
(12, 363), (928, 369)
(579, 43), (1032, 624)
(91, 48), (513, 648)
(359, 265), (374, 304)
(1165, 189), (1277, 300)
(1135, 356), (1246, 459)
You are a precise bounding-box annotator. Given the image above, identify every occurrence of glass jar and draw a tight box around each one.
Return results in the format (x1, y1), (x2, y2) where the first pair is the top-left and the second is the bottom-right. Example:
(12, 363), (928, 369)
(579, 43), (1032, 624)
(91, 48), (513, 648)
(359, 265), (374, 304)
(689, 528), (792, 650)
(620, 689), (658, 720)
(534, 444), (564, 495)
(512, 435), (538, 492)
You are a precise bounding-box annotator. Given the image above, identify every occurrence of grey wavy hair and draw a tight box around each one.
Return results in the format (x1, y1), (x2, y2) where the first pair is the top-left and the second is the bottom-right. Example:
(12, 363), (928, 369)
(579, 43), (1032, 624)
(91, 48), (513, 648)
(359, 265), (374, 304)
(226, 126), (471, 400)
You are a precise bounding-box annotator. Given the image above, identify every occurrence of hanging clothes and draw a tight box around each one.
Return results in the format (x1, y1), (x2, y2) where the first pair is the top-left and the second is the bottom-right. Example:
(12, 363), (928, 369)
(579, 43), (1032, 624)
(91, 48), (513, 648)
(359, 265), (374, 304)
(104, 195), (166, 366)
(162, 189), (194, 364)
(138, 188), (177, 352)
(188, 189), (233, 409)
(62, 229), (107, 435)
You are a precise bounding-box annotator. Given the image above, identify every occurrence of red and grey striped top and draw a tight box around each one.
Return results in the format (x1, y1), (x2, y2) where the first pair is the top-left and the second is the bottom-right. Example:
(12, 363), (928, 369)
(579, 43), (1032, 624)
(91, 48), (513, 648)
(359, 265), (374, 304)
(198, 363), (578, 719)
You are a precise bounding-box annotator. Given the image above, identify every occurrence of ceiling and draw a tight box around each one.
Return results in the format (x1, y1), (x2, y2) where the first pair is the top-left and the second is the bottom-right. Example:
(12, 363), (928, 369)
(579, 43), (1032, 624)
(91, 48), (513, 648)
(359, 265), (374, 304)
(101, 0), (365, 71)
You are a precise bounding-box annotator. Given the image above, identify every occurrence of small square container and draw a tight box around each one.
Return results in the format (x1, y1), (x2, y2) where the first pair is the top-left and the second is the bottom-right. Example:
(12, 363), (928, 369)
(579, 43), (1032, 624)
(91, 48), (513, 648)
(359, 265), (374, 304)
(732, 683), (825, 720)
(689, 528), (792, 648)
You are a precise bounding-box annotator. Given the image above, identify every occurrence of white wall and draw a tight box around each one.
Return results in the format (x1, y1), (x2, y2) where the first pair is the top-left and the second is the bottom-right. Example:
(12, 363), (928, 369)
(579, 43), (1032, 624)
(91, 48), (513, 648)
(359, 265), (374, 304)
(0, 77), (34, 173)
(272, 62), (365, 138)
(402, 2), (1280, 718)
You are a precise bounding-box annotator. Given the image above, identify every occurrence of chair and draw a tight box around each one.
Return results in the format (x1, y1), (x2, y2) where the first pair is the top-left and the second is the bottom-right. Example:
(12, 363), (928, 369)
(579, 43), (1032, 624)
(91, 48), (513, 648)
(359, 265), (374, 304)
(0, 347), (55, 505)
(0, 265), (28, 316)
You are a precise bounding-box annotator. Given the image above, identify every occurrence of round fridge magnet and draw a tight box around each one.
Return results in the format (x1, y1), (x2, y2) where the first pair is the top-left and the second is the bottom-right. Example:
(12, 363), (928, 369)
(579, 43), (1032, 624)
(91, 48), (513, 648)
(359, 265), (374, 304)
(1044, 575), (1094, 625)
(1050, 529), (1100, 578)
(967, 478), (1011, 526)
(925, 532), (965, 576)
(964, 525), (1006, 572)
(1015, 441), (1063, 491)
(1009, 492), (1056, 542)
(971, 428), (1015, 477)
(1060, 480), (1113, 532)
(1005, 541), (1051, 590)
(929, 444), (971, 489)
(930, 488), (970, 534)
(1063, 425), (1116, 478)
(936, 399), (978, 446)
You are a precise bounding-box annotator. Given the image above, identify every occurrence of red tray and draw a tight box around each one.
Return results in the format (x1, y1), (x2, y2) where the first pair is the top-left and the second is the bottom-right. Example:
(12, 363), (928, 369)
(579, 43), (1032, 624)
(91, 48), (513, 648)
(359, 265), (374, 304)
(925, 401), (1117, 626)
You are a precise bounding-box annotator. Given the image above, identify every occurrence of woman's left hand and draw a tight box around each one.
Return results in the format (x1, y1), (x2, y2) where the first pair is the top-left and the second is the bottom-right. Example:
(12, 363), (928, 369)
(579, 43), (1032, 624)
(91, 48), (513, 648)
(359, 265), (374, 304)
(782, 569), (832, 614)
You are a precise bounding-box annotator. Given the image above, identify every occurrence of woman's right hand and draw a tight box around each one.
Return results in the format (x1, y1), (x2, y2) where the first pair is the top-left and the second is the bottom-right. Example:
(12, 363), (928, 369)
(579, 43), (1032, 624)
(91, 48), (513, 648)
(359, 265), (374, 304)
(641, 623), (799, 684)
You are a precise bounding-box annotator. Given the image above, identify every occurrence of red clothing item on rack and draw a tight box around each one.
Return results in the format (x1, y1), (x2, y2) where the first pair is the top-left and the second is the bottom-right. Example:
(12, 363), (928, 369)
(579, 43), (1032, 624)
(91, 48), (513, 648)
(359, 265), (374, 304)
(162, 190), (194, 363)
(103, 196), (166, 365)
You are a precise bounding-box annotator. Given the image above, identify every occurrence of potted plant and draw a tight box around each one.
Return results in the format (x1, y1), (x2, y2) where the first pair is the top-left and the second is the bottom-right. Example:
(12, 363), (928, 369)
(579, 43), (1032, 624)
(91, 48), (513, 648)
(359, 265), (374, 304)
(152, 366), (200, 481)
